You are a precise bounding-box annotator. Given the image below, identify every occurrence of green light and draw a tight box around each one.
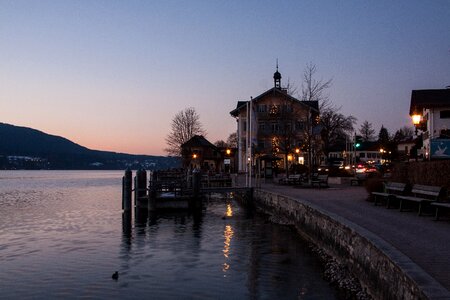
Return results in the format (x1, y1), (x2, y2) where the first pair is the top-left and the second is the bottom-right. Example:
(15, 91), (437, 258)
(355, 143), (361, 148)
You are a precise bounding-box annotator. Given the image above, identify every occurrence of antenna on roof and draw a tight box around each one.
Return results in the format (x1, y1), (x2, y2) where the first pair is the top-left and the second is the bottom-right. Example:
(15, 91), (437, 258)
(276, 58), (279, 71)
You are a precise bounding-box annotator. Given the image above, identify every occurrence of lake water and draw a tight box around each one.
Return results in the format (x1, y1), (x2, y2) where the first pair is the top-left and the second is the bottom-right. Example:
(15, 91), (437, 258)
(0, 171), (337, 299)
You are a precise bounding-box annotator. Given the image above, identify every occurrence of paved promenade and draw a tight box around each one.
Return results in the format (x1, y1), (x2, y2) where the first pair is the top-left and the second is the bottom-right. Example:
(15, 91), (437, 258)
(246, 177), (450, 293)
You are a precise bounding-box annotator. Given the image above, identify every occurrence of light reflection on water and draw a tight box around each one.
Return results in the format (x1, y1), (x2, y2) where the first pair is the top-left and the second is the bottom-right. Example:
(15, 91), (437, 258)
(0, 171), (338, 299)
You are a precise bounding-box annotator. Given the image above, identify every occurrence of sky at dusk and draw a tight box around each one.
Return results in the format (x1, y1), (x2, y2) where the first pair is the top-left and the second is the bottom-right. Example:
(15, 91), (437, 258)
(1, 1), (450, 155)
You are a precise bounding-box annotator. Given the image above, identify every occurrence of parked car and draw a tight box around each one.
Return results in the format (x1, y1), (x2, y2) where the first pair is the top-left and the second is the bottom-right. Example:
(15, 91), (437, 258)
(355, 163), (378, 174)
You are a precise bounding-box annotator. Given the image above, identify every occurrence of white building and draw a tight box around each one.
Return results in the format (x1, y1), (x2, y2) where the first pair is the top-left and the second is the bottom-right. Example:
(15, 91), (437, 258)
(410, 89), (450, 159)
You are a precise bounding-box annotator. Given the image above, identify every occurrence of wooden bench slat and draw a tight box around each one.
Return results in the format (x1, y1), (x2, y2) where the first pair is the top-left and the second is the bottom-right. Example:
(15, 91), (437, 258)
(397, 184), (443, 216)
(371, 182), (408, 207)
(311, 174), (328, 188)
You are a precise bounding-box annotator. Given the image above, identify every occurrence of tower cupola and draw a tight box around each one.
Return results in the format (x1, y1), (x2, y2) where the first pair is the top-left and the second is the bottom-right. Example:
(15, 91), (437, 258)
(273, 61), (281, 89)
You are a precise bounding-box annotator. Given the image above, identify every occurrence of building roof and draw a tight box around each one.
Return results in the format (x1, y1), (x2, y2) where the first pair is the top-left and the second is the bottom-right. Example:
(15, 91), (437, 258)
(230, 87), (319, 117)
(181, 135), (217, 149)
(410, 89), (450, 115)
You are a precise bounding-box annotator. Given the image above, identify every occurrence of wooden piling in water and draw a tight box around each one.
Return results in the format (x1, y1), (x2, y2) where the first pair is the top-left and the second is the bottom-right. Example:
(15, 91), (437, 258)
(148, 171), (157, 212)
(192, 171), (201, 199)
(134, 168), (148, 208)
(190, 170), (202, 210)
(122, 168), (132, 211)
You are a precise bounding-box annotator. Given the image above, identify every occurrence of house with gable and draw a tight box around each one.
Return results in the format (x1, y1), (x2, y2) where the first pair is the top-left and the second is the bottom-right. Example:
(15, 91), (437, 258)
(230, 67), (320, 176)
(410, 89), (450, 159)
(181, 135), (222, 172)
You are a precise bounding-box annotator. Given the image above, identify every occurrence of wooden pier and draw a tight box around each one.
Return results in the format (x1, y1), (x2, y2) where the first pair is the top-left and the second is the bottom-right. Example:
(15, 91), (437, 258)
(122, 169), (251, 212)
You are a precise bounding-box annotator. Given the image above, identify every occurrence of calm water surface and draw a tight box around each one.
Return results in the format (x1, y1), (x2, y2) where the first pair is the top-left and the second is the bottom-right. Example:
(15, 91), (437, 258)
(0, 171), (337, 299)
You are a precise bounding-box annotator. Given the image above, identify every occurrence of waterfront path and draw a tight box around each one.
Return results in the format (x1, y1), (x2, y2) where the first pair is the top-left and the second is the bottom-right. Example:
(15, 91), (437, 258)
(244, 177), (450, 293)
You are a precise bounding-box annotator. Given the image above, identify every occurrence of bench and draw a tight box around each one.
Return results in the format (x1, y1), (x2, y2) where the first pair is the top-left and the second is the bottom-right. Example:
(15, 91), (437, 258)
(397, 184), (444, 216)
(279, 174), (302, 185)
(350, 173), (368, 186)
(372, 182), (409, 207)
(311, 174), (329, 188)
(431, 200), (450, 221)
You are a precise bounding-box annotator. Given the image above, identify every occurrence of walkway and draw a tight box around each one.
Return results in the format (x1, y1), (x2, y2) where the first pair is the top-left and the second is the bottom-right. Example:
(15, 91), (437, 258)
(244, 177), (450, 293)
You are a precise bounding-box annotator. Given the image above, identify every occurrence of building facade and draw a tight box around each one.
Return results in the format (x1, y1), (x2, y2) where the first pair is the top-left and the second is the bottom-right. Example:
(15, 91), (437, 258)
(410, 89), (450, 159)
(181, 135), (222, 172)
(230, 68), (320, 176)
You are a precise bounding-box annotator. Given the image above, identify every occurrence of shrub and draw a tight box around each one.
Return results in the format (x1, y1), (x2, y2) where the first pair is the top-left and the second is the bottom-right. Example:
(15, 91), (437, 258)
(364, 178), (384, 202)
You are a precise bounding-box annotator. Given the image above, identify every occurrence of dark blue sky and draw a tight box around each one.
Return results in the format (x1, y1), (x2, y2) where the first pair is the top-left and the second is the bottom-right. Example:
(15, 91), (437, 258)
(1, 1), (449, 154)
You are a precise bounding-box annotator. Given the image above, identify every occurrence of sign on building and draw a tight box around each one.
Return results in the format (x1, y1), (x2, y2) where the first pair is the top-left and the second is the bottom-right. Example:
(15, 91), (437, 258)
(430, 139), (450, 159)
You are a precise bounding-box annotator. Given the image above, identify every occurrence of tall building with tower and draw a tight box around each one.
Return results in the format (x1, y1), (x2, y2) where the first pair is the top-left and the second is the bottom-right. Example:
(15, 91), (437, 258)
(230, 66), (320, 177)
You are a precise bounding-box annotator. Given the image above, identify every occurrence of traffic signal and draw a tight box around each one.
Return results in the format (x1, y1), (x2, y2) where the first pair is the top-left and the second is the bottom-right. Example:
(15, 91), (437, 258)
(355, 136), (363, 148)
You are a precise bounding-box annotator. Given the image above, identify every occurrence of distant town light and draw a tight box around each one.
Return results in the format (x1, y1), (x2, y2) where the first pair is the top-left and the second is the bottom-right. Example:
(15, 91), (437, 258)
(226, 149), (231, 155)
(192, 154), (197, 159)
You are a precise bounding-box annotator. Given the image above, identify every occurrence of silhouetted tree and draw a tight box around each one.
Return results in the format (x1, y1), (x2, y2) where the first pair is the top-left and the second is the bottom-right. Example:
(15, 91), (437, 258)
(214, 140), (227, 147)
(226, 132), (237, 148)
(378, 125), (390, 148)
(320, 106), (357, 157)
(300, 62), (333, 110)
(359, 121), (375, 142)
(393, 126), (414, 142)
(165, 107), (206, 157)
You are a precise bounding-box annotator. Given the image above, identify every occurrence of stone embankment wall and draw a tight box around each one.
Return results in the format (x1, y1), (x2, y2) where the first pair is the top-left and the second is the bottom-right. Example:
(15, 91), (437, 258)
(254, 189), (447, 300)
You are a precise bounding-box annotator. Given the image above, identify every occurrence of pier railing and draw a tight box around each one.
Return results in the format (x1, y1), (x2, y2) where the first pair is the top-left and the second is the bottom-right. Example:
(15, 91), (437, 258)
(122, 169), (245, 211)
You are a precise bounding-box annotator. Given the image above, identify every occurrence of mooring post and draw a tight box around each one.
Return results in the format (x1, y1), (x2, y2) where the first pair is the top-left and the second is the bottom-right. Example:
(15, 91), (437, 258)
(192, 169), (201, 199)
(190, 170), (202, 210)
(134, 168), (147, 209)
(148, 171), (157, 212)
(122, 168), (132, 211)
(122, 210), (132, 238)
(245, 187), (254, 208)
(137, 168), (147, 198)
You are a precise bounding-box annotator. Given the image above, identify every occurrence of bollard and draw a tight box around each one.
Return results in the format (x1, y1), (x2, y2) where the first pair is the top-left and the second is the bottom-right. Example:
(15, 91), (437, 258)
(244, 187), (254, 209)
(148, 170), (157, 212)
(190, 170), (202, 210)
(122, 210), (132, 238)
(122, 168), (132, 211)
(137, 168), (147, 199)
(192, 170), (201, 199)
(134, 168), (147, 207)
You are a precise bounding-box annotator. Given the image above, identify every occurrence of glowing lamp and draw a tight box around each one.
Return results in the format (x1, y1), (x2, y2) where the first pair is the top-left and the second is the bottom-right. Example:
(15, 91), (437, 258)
(192, 154), (197, 159)
(226, 149), (231, 155)
(295, 148), (300, 154)
(412, 114), (421, 125)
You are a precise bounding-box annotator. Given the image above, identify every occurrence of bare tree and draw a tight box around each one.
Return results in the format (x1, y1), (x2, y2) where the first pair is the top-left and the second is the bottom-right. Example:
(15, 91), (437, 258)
(226, 132), (237, 148)
(165, 107), (206, 157)
(393, 126), (414, 142)
(359, 121), (375, 142)
(320, 105), (357, 157)
(301, 62), (333, 110)
(214, 140), (227, 148)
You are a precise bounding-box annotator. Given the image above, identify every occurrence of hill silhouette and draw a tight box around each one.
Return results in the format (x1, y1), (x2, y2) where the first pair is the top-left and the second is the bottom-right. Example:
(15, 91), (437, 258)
(0, 123), (179, 170)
